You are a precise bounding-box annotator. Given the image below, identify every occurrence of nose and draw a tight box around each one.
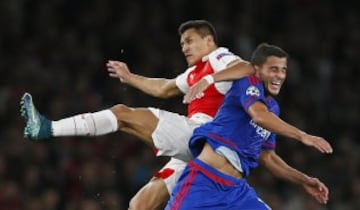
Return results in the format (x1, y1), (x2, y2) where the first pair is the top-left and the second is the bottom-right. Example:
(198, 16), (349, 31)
(182, 44), (189, 54)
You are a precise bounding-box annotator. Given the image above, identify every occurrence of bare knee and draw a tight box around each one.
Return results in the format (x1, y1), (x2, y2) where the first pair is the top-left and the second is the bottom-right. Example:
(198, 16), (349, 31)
(111, 104), (132, 117)
(129, 178), (169, 210)
(111, 104), (157, 131)
(110, 104), (132, 128)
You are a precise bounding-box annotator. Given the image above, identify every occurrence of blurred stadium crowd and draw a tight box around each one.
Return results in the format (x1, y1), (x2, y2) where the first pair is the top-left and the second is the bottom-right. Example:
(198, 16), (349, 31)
(0, 0), (359, 209)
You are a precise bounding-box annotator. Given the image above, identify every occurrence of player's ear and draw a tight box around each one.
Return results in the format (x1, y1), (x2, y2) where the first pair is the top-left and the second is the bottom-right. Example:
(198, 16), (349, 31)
(205, 35), (215, 45)
(253, 65), (260, 72)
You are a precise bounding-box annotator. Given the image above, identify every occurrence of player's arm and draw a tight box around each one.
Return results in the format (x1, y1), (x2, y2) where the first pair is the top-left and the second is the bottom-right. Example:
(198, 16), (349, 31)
(211, 60), (253, 81)
(106, 60), (181, 99)
(248, 102), (333, 154)
(259, 150), (329, 204)
(183, 60), (254, 103)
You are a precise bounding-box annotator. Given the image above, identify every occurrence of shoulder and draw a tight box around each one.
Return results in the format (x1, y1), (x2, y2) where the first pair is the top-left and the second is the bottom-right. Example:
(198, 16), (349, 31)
(234, 75), (262, 89)
(178, 65), (196, 77)
(208, 47), (236, 60)
(229, 75), (267, 100)
(206, 47), (243, 72)
(175, 65), (197, 93)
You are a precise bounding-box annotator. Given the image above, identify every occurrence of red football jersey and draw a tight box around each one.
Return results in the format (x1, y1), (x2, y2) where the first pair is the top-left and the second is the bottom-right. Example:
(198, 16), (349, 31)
(175, 47), (242, 118)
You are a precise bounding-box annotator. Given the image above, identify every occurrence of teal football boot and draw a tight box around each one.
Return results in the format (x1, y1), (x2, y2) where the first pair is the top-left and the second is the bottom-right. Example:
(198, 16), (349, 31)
(20, 93), (52, 141)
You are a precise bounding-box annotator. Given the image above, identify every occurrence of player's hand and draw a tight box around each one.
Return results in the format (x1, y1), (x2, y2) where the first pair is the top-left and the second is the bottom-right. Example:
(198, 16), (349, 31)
(183, 78), (211, 104)
(106, 60), (132, 83)
(302, 177), (329, 204)
(300, 134), (333, 154)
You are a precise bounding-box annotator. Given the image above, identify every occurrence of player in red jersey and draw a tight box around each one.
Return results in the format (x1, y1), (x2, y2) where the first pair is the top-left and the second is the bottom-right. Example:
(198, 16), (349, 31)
(21, 20), (254, 209)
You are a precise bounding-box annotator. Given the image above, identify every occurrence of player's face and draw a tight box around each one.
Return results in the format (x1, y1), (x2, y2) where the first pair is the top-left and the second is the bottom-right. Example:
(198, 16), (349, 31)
(256, 56), (287, 96)
(180, 28), (214, 66)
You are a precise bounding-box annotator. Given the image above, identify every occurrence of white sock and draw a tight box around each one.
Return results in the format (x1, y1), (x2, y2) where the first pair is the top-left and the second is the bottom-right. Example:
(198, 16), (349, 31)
(52, 110), (118, 137)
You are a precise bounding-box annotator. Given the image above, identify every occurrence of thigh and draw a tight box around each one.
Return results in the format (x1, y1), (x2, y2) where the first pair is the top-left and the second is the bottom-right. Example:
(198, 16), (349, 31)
(129, 158), (187, 210)
(154, 158), (187, 193)
(111, 105), (159, 146)
(129, 177), (169, 210)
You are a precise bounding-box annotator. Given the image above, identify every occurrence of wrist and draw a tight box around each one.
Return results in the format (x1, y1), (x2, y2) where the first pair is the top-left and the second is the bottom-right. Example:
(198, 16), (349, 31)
(203, 75), (215, 85)
(124, 73), (136, 83)
(297, 131), (307, 142)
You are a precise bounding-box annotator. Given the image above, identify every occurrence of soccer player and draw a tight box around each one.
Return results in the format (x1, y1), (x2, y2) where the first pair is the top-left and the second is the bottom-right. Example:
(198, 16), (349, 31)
(20, 20), (254, 209)
(165, 43), (332, 209)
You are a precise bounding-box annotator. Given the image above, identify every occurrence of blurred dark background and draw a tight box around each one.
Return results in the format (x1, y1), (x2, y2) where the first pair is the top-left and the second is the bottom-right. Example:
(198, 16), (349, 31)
(0, 0), (359, 209)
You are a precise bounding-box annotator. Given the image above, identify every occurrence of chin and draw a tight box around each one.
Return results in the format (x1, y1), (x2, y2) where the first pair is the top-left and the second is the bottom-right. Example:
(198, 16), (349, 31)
(268, 89), (280, 96)
(272, 91), (280, 96)
(188, 62), (196, 66)
(186, 59), (193, 66)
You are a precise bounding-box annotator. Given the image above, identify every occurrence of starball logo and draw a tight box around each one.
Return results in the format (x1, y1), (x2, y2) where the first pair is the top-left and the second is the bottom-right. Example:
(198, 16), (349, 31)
(249, 120), (271, 140)
(246, 86), (260, 97)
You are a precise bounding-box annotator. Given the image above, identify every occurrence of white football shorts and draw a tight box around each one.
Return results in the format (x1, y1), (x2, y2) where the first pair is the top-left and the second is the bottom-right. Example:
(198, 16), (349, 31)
(148, 107), (211, 162)
(148, 107), (212, 193)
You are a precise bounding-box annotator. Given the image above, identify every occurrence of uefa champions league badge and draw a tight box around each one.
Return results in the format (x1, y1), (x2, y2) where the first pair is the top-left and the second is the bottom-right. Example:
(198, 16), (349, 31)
(246, 86), (260, 97)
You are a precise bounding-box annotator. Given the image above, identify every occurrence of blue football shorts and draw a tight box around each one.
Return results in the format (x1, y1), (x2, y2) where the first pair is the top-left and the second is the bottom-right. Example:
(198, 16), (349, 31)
(165, 158), (271, 210)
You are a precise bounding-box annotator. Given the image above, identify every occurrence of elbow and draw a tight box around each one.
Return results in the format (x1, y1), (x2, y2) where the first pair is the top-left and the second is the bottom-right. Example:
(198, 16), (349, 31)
(251, 115), (265, 126)
(157, 93), (171, 99)
(239, 62), (255, 74)
(153, 91), (168, 99)
(236, 62), (255, 77)
(247, 63), (255, 74)
(155, 90), (174, 99)
(154, 81), (179, 99)
(259, 151), (273, 168)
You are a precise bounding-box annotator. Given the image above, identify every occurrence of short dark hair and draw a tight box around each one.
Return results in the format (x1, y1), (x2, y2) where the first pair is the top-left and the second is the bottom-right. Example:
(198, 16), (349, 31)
(251, 43), (288, 66)
(178, 20), (218, 44)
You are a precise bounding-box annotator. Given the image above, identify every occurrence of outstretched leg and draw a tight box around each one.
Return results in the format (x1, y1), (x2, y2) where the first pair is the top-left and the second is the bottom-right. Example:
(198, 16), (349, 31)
(20, 93), (159, 147)
(20, 93), (189, 209)
(110, 104), (158, 147)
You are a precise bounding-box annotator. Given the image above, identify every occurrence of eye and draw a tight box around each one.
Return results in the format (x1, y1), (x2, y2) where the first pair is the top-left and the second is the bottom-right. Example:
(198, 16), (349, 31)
(270, 67), (278, 72)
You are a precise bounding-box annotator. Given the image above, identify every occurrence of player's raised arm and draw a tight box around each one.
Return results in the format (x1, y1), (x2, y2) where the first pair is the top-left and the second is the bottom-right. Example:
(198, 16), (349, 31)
(107, 60), (181, 99)
(259, 150), (329, 204)
(183, 60), (254, 103)
(248, 101), (333, 154)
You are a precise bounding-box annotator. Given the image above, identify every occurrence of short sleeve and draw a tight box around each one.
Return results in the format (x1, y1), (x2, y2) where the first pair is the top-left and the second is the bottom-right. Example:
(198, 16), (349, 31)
(262, 134), (276, 150)
(208, 47), (243, 72)
(238, 79), (267, 111)
(175, 66), (195, 93)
